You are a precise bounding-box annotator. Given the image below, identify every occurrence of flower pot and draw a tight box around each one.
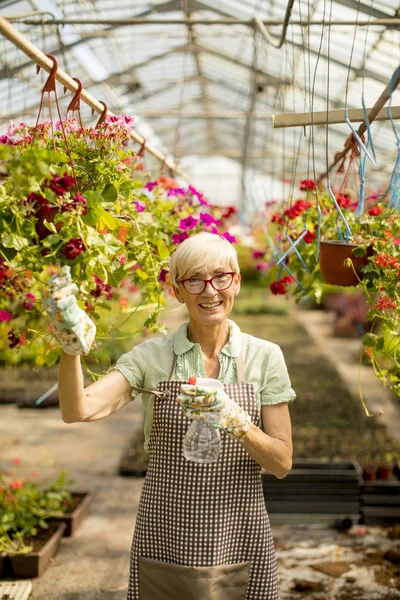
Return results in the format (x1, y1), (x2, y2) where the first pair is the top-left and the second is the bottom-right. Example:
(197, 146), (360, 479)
(48, 491), (92, 537)
(362, 466), (377, 482)
(7, 523), (66, 579)
(35, 207), (62, 240)
(319, 240), (372, 287)
(376, 464), (394, 480)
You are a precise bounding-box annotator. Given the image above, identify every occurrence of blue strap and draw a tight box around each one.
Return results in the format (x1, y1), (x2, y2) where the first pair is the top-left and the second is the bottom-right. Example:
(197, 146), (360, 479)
(327, 181), (352, 237)
(344, 108), (376, 165)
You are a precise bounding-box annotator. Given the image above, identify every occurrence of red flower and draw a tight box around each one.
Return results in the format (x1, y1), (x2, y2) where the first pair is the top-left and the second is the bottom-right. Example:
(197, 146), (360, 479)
(271, 213), (284, 225)
(336, 194), (352, 208)
(10, 479), (23, 490)
(270, 275), (295, 295)
(376, 295), (396, 311)
(7, 329), (27, 349)
(303, 230), (316, 244)
(12, 458), (21, 466)
(375, 253), (399, 269)
(368, 205), (384, 216)
(300, 179), (315, 191)
(159, 269), (169, 283)
(49, 173), (75, 195)
(62, 238), (85, 260)
(221, 206), (237, 219)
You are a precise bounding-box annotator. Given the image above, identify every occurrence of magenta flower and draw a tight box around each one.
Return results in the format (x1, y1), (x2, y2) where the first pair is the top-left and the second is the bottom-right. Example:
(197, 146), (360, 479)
(252, 250), (265, 259)
(200, 213), (222, 227)
(221, 232), (237, 244)
(159, 269), (169, 282)
(256, 262), (270, 271)
(90, 274), (112, 300)
(179, 215), (198, 230)
(145, 181), (158, 191)
(209, 225), (219, 234)
(0, 310), (12, 322)
(172, 232), (189, 244)
(0, 135), (12, 145)
(167, 187), (187, 197)
(188, 185), (212, 207)
(135, 201), (146, 212)
(62, 238), (85, 260)
(23, 293), (35, 311)
(49, 173), (75, 195)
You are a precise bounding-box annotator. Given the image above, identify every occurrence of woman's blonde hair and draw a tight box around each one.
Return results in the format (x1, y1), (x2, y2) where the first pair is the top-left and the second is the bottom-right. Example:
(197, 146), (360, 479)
(169, 232), (240, 288)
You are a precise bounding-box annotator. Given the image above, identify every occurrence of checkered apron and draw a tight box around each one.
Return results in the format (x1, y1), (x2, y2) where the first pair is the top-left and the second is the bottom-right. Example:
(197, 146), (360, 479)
(127, 354), (280, 600)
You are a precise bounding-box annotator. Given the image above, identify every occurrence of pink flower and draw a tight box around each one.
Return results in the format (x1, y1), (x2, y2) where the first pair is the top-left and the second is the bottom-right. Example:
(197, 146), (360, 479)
(252, 250), (265, 259)
(256, 262), (269, 271)
(179, 215), (198, 230)
(172, 232), (189, 244)
(135, 201), (146, 212)
(12, 458), (21, 466)
(159, 269), (169, 283)
(221, 232), (237, 244)
(119, 255), (127, 265)
(0, 310), (12, 322)
(200, 213), (222, 226)
(145, 181), (158, 191)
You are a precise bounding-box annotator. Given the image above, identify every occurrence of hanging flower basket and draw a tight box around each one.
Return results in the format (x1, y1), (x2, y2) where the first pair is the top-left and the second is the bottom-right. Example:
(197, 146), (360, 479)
(319, 239), (373, 287)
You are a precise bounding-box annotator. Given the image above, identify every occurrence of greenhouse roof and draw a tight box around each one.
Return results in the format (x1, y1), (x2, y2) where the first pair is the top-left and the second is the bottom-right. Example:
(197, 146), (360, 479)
(0, 0), (399, 196)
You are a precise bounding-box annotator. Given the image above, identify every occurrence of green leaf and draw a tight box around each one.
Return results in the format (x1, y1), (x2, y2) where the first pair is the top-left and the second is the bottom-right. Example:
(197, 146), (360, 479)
(1, 233), (30, 250)
(156, 240), (169, 259)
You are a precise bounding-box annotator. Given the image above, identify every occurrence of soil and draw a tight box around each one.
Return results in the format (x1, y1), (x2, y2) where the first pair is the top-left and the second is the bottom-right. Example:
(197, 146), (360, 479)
(10, 524), (61, 554)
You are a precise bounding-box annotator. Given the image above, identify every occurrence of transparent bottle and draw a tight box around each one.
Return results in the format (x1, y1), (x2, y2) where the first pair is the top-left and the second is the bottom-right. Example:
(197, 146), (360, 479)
(183, 377), (224, 464)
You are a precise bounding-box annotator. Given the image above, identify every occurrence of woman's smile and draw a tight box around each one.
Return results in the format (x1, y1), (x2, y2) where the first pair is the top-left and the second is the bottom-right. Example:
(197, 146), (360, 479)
(198, 300), (223, 310)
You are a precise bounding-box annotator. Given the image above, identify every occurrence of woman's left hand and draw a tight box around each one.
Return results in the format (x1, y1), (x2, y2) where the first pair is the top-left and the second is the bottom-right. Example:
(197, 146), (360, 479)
(178, 384), (251, 440)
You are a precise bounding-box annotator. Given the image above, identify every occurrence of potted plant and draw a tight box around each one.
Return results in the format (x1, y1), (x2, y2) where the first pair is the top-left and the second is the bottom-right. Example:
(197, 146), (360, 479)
(251, 179), (400, 400)
(0, 467), (74, 577)
(0, 117), (238, 374)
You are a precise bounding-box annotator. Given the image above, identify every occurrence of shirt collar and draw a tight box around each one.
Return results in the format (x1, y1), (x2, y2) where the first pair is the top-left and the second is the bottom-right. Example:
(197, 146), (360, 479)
(173, 319), (241, 357)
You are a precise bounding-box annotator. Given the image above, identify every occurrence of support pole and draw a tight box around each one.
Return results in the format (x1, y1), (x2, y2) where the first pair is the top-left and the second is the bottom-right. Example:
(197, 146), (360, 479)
(0, 16), (189, 180)
(272, 105), (400, 128)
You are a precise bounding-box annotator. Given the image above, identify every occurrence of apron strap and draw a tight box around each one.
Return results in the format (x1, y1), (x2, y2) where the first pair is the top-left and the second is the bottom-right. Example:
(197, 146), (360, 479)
(235, 354), (246, 384)
(169, 352), (246, 384)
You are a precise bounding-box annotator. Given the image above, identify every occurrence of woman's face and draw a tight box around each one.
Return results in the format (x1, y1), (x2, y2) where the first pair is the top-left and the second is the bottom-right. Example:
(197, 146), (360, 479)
(175, 265), (241, 328)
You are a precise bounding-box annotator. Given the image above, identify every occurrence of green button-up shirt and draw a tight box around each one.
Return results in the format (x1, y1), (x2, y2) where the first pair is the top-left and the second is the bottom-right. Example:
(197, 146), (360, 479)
(113, 319), (296, 451)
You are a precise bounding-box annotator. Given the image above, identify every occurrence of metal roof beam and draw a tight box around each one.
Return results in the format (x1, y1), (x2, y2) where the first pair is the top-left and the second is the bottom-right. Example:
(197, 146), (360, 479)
(193, 41), (291, 87)
(331, 0), (396, 19)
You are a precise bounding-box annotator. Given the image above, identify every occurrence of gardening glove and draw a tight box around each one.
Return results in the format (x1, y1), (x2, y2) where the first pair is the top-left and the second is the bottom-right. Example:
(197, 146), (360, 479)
(42, 265), (96, 355)
(177, 384), (251, 441)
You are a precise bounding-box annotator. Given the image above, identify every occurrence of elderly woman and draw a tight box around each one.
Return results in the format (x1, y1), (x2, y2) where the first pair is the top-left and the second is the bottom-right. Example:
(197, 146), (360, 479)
(44, 232), (295, 600)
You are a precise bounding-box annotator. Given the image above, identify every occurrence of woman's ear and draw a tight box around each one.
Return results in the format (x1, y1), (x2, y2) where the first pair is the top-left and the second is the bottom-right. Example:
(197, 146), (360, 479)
(234, 273), (241, 296)
(174, 287), (184, 303)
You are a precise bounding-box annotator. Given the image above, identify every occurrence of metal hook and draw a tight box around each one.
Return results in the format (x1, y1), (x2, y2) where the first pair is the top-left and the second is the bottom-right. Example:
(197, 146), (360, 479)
(93, 101), (108, 129)
(36, 54), (58, 94)
(65, 77), (83, 113)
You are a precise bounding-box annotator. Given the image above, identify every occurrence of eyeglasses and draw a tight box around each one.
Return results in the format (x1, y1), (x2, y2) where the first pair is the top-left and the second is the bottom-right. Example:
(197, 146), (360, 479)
(179, 272), (236, 295)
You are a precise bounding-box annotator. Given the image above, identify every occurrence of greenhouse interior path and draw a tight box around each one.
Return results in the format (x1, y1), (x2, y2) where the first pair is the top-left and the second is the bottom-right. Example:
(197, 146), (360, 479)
(0, 299), (399, 599)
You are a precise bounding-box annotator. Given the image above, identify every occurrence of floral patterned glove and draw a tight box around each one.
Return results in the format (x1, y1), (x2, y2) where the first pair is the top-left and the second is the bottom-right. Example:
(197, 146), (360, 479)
(177, 384), (251, 440)
(42, 265), (96, 355)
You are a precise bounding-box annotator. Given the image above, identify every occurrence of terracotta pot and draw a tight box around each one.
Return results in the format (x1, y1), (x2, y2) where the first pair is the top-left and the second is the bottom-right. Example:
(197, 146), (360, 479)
(48, 491), (92, 537)
(362, 466), (377, 481)
(319, 240), (372, 287)
(376, 464), (394, 480)
(35, 207), (62, 240)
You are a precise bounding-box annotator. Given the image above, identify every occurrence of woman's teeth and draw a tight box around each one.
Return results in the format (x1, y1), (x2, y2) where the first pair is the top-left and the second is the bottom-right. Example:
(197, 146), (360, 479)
(199, 302), (222, 308)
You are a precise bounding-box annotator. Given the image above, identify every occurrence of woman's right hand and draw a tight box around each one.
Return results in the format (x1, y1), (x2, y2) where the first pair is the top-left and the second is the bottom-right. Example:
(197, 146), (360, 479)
(42, 265), (96, 355)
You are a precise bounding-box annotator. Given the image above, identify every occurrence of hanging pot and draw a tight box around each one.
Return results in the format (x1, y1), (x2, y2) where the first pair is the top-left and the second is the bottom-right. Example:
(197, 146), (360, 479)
(319, 240), (372, 287)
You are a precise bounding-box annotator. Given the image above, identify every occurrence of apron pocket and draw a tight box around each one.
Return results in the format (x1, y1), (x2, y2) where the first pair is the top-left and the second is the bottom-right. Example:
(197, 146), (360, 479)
(138, 556), (250, 600)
